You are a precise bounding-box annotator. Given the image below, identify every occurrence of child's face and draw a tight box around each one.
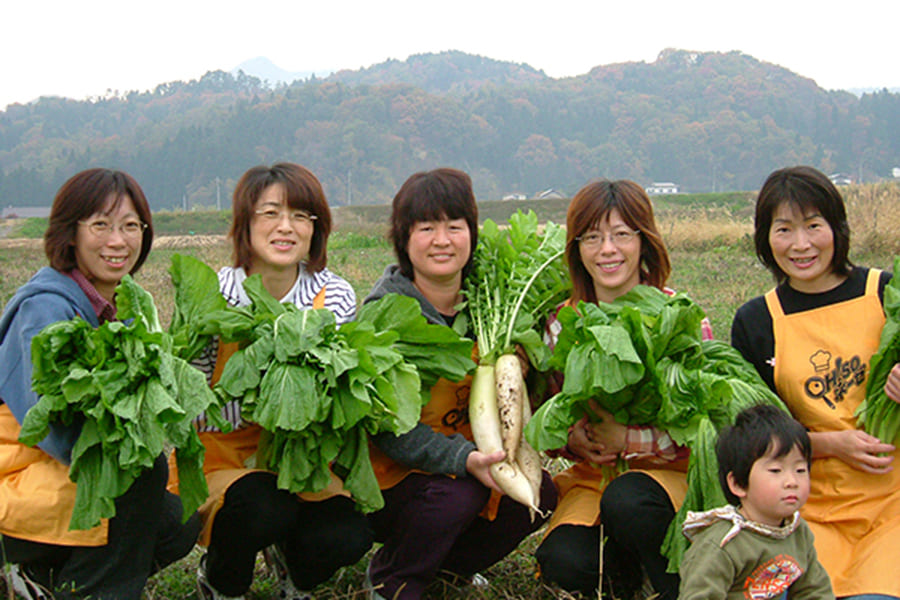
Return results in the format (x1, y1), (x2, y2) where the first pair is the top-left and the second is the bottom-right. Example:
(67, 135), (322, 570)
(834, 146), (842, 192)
(728, 444), (810, 527)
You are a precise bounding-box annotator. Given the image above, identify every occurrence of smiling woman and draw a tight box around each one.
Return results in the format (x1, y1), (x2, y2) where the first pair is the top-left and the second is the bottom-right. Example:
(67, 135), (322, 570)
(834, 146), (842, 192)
(175, 162), (372, 600)
(0, 168), (200, 599)
(534, 178), (711, 600)
(361, 168), (558, 600)
(74, 199), (147, 302)
(731, 165), (900, 600)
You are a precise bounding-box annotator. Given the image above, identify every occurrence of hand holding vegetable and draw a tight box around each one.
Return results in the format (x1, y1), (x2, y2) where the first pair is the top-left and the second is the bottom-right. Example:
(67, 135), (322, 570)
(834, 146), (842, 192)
(566, 416), (612, 463)
(525, 286), (790, 571)
(198, 269), (476, 513)
(464, 211), (569, 515)
(465, 449), (506, 493)
(813, 429), (895, 474)
(885, 363), (900, 403)
(581, 401), (627, 458)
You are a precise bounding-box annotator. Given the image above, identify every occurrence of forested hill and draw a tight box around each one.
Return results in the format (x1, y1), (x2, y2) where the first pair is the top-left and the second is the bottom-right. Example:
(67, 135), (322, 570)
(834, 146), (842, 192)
(1, 49), (898, 210)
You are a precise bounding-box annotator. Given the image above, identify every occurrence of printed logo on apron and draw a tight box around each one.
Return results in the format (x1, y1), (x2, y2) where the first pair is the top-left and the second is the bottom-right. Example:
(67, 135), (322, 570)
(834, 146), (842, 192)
(802, 350), (867, 409)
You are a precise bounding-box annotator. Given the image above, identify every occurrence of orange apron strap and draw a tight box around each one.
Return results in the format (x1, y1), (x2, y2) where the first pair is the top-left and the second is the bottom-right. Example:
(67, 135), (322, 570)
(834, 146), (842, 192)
(764, 288), (785, 319)
(865, 268), (881, 296)
(313, 284), (327, 309)
(210, 341), (241, 386)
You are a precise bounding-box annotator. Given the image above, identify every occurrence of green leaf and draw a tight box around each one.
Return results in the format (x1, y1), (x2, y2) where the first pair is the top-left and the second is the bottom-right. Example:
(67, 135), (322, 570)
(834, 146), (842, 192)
(464, 210), (570, 364)
(858, 256), (900, 444)
(255, 363), (319, 431)
(168, 254), (227, 361)
(114, 275), (161, 333)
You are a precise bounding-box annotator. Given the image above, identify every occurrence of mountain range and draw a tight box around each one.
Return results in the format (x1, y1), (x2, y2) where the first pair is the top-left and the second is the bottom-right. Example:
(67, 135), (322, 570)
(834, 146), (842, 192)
(1, 49), (898, 210)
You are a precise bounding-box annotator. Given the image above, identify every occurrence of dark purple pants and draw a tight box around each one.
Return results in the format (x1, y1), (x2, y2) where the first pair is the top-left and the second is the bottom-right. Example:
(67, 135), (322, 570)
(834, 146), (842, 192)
(367, 470), (558, 599)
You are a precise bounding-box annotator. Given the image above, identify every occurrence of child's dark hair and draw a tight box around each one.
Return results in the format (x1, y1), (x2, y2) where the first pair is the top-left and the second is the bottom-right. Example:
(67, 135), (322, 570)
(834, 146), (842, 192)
(717, 404), (811, 506)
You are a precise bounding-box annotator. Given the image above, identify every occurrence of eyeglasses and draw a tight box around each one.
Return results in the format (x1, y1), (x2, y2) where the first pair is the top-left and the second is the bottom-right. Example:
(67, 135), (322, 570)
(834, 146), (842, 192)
(576, 229), (639, 248)
(78, 219), (147, 238)
(253, 208), (317, 225)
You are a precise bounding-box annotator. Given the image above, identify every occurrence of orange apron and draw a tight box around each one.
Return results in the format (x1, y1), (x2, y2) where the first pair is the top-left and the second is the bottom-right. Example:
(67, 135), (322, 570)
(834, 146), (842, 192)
(0, 405), (108, 545)
(546, 457), (688, 534)
(167, 286), (348, 546)
(767, 269), (900, 597)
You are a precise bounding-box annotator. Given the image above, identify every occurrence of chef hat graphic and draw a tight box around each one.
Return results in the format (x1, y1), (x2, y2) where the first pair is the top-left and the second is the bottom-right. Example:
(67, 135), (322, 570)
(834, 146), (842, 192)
(809, 349), (832, 373)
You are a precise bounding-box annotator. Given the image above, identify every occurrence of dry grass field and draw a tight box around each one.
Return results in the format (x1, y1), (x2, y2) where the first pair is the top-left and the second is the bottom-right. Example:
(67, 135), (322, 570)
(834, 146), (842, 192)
(0, 183), (898, 599)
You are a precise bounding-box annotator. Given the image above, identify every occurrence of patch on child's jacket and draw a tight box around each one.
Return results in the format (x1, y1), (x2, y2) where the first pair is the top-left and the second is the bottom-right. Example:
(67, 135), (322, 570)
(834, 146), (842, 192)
(743, 554), (801, 599)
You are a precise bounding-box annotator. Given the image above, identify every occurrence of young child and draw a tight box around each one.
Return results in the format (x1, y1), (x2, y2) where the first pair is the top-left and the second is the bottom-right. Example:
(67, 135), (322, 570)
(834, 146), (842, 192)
(678, 404), (834, 599)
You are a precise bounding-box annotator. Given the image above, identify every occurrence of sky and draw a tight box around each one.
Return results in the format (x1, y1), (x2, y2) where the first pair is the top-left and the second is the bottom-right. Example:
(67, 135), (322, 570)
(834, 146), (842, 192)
(3, 0), (899, 111)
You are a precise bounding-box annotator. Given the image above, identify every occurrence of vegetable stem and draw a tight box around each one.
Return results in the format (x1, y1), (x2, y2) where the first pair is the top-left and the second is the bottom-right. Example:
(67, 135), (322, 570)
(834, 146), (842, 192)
(502, 247), (565, 350)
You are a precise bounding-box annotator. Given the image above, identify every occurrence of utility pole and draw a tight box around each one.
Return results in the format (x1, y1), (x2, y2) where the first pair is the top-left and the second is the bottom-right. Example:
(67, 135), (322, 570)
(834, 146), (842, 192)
(215, 177), (221, 211)
(347, 170), (352, 206)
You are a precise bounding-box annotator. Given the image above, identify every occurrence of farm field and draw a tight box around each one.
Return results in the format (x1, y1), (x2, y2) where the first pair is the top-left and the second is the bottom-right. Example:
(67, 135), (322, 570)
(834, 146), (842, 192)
(0, 184), (897, 599)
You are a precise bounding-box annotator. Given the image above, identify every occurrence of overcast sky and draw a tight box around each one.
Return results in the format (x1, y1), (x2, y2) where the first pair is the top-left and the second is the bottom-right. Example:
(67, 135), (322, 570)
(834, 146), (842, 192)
(3, 0), (898, 110)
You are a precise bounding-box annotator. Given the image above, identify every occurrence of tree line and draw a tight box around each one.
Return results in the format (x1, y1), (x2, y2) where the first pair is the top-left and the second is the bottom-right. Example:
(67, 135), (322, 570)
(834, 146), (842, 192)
(1, 49), (898, 210)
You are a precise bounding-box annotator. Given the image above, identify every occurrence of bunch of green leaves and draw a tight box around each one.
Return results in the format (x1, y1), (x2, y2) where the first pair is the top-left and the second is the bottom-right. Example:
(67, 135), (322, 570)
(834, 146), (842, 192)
(523, 285), (788, 570)
(201, 275), (475, 512)
(857, 256), (900, 444)
(463, 210), (570, 367)
(168, 254), (227, 362)
(19, 275), (220, 530)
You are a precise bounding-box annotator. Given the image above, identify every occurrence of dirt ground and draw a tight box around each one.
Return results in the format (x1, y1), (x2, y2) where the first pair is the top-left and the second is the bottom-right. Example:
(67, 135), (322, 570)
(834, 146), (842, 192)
(0, 235), (226, 250)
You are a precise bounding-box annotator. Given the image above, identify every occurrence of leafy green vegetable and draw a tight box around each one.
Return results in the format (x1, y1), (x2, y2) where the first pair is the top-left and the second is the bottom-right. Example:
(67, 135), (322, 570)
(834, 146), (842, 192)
(857, 256), (900, 444)
(524, 285), (789, 571)
(463, 210), (570, 367)
(20, 275), (220, 530)
(203, 276), (475, 512)
(168, 254), (227, 361)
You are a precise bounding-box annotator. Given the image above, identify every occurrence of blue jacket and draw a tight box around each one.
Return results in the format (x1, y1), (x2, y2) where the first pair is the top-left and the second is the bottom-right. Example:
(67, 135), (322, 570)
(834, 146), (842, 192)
(0, 267), (98, 463)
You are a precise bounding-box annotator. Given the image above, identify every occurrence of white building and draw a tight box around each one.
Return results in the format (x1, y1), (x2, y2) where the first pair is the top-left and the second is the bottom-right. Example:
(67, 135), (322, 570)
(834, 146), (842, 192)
(645, 182), (679, 195)
(828, 173), (853, 186)
(1, 206), (51, 219)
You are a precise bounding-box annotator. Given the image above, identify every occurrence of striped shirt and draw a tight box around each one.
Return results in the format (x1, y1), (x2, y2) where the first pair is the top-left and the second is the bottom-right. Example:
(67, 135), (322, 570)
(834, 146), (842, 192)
(192, 264), (357, 432)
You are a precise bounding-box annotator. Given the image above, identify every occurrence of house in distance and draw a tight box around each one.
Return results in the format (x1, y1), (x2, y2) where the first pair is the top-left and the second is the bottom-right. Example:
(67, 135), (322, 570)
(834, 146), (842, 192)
(645, 182), (680, 195)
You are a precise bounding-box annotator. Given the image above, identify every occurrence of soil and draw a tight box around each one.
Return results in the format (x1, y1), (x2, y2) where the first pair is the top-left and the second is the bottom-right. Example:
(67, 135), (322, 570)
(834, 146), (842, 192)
(0, 235), (227, 250)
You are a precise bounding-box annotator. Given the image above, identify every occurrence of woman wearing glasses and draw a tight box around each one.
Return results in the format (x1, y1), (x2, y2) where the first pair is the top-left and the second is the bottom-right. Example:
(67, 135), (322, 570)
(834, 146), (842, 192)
(0, 168), (200, 599)
(178, 163), (372, 600)
(534, 179), (712, 600)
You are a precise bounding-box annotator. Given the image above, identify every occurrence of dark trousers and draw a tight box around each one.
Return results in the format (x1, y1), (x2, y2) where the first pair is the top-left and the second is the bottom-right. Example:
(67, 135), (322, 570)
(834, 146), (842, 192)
(2, 453), (200, 600)
(536, 471), (679, 599)
(367, 470), (558, 600)
(205, 471), (373, 596)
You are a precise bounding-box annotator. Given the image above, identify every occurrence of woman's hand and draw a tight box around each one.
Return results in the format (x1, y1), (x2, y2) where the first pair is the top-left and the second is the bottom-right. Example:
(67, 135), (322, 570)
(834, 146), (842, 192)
(884, 363), (900, 403)
(812, 430), (895, 474)
(466, 449), (506, 493)
(566, 401), (627, 464)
